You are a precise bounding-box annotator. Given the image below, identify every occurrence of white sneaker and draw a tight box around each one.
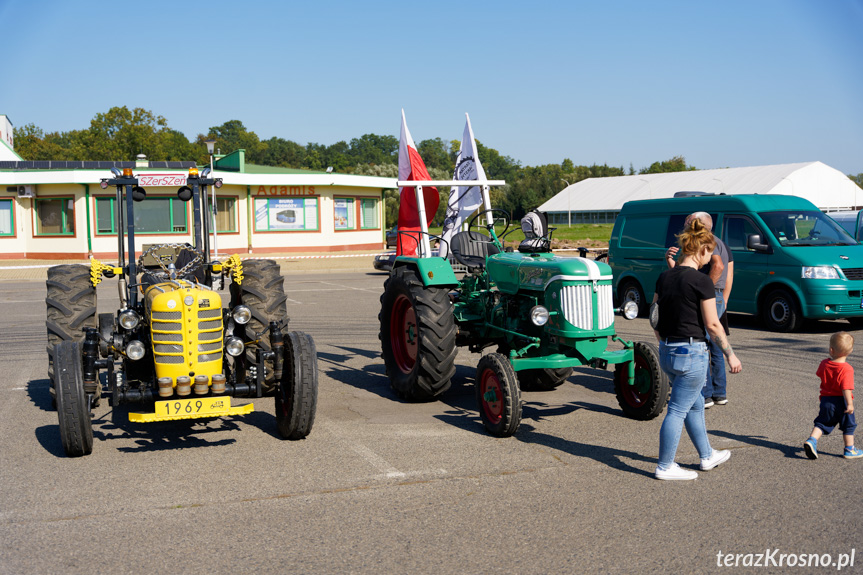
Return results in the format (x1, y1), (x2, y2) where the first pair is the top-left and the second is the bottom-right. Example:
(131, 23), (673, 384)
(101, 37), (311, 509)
(700, 449), (731, 471)
(655, 463), (698, 481)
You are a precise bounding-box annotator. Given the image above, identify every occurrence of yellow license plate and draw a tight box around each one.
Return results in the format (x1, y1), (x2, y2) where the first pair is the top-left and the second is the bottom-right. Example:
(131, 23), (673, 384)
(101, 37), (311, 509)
(128, 396), (254, 423)
(158, 396), (232, 417)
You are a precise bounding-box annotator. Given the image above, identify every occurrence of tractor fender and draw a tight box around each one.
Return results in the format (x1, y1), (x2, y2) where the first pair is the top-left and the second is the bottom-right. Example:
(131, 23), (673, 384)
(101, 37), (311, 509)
(392, 256), (459, 288)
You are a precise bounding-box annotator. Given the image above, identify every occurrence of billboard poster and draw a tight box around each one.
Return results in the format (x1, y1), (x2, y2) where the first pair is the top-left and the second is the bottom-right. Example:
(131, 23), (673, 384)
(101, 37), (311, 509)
(334, 198), (350, 230)
(255, 198), (317, 231)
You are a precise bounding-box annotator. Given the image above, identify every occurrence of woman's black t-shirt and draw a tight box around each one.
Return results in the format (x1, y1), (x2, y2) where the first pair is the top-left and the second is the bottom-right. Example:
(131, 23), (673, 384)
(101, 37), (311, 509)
(654, 266), (716, 339)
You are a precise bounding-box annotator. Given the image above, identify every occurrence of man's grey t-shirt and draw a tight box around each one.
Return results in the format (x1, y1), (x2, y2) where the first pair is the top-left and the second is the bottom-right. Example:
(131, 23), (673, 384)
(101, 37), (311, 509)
(706, 233), (732, 290)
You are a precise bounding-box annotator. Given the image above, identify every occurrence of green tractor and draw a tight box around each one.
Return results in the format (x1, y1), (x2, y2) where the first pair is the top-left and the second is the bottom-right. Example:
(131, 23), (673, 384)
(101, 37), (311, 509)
(46, 166), (317, 457)
(379, 180), (669, 436)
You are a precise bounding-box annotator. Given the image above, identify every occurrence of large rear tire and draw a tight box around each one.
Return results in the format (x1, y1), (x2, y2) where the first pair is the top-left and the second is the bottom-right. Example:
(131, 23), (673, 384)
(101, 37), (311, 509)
(379, 265), (457, 401)
(276, 331), (318, 440)
(518, 367), (573, 392)
(476, 353), (522, 437)
(230, 259), (288, 394)
(54, 342), (94, 457)
(46, 265), (97, 406)
(614, 341), (668, 420)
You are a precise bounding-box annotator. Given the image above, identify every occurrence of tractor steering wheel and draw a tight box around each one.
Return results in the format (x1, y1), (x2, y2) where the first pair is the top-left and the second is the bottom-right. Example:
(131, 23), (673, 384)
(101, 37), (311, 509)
(466, 208), (511, 240)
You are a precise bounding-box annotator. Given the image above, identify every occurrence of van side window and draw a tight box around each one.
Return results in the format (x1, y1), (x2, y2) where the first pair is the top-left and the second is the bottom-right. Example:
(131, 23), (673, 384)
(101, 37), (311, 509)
(665, 213), (719, 247)
(724, 216), (760, 251)
(620, 216), (668, 248)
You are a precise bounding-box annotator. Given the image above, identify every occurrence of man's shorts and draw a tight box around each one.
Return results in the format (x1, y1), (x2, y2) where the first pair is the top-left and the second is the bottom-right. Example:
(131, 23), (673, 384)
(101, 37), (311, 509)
(814, 396), (857, 435)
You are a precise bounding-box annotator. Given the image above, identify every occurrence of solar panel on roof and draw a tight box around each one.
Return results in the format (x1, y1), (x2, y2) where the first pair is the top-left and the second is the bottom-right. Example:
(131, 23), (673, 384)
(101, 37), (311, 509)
(0, 161), (16, 169)
(51, 161), (67, 169)
(150, 161), (168, 168)
(32, 161), (49, 169)
(83, 162), (100, 169)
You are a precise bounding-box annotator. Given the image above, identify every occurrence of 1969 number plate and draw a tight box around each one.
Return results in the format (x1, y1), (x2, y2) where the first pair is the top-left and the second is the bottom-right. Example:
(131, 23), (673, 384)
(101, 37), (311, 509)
(157, 396), (231, 417)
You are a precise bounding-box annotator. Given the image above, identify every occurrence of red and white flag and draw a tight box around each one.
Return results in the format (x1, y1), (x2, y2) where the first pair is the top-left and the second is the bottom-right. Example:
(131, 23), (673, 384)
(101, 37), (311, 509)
(439, 113), (486, 258)
(396, 110), (439, 257)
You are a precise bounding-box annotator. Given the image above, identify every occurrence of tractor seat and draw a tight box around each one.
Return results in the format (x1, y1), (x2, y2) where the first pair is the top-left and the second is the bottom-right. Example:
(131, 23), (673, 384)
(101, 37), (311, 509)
(449, 231), (500, 273)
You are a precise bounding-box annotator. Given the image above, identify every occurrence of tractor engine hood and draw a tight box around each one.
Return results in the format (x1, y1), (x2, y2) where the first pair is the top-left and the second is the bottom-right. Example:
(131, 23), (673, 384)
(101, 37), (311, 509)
(487, 252), (612, 294)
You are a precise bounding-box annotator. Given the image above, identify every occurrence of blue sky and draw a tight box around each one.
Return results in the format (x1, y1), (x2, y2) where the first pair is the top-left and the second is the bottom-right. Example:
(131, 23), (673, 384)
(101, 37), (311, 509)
(2, 0), (862, 175)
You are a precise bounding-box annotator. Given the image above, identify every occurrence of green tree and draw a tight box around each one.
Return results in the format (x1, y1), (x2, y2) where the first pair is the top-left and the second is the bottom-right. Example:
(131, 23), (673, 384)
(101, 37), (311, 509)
(260, 137), (305, 167)
(849, 173), (863, 189)
(639, 155), (695, 174)
(86, 106), (170, 161)
(201, 119), (265, 163)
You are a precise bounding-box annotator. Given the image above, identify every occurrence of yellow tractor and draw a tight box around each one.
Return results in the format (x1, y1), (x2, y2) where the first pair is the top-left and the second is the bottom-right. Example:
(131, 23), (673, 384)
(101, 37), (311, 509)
(46, 167), (317, 456)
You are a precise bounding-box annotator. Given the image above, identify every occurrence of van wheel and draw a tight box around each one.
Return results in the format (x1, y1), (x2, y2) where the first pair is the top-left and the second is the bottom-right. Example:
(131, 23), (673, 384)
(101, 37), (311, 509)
(761, 289), (801, 332)
(619, 280), (646, 317)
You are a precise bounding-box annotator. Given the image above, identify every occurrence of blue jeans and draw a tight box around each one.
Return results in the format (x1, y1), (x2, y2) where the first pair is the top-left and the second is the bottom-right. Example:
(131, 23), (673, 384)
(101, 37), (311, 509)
(658, 341), (714, 469)
(703, 292), (727, 400)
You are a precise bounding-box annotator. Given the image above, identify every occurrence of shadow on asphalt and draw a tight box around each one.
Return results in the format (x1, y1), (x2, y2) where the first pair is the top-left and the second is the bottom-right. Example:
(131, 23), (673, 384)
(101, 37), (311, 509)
(516, 423), (656, 478)
(27, 378), (54, 412)
(709, 429), (806, 459)
(725, 312), (858, 335)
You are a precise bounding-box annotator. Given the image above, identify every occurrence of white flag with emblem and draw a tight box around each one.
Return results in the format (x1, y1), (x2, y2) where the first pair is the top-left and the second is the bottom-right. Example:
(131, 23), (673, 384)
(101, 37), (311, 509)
(439, 113), (487, 258)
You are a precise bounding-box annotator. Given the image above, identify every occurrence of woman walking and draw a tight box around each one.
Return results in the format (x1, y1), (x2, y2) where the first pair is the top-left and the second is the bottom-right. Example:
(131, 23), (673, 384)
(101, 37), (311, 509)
(653, 219), (742, 480)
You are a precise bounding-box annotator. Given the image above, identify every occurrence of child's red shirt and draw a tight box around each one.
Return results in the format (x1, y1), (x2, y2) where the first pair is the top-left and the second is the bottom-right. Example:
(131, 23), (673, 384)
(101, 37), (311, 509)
(816, 358), (854, 398)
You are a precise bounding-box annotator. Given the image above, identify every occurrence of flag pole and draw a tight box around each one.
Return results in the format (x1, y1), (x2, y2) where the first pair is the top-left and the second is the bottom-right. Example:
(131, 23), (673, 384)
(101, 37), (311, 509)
(414, 184), (432, 258)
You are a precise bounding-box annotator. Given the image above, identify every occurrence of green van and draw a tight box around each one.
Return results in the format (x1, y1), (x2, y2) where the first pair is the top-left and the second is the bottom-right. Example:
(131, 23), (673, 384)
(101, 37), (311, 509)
(608, 194), (863, 332)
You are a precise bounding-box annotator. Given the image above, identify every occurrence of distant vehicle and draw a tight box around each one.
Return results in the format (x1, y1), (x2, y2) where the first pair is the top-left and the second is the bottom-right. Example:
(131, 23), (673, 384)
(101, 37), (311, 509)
(386, 227), (398, 249)
(826, 210), (863, 242)
(609, 194), (863, 332)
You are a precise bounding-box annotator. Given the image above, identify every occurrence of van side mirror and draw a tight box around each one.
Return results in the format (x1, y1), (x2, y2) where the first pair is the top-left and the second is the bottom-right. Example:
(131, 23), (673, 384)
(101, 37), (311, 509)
(747, 234), (771, 253)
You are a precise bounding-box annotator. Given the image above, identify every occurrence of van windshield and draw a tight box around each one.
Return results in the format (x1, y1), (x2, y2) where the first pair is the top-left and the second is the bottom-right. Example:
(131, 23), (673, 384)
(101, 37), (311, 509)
(759, 210), (856, 247)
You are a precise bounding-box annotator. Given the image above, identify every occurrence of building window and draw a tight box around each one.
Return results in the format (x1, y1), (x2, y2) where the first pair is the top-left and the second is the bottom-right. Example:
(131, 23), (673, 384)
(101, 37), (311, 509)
(36, 198), (74, 235)
(334, 197), (355, 230)
(215, 197), (237, 233)
(95, 196), (187, 234)
(254, 197), (319, 231)
(0, 199), (13, 236)
(360, 198), (379, 229)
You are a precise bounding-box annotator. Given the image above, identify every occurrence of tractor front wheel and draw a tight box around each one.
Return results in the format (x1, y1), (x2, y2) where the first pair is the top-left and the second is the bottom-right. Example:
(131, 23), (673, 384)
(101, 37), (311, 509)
(275, 331), (318, 440)
(230, 259), (288, 395)
(54, 342), (94, 457)
(614, 341), (668, 420)
(46, 265), (97, 407)
(379, 266), (457, 401)
(476, 353), (522, 437)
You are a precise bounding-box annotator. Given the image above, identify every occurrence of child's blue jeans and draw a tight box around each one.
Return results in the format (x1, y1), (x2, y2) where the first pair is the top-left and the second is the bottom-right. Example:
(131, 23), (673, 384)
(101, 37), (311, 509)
(814, 396), (857, 435)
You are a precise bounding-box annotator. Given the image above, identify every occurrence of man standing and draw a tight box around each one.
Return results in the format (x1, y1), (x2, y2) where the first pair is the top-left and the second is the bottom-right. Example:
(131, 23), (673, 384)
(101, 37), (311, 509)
(665, 212), (735, 407)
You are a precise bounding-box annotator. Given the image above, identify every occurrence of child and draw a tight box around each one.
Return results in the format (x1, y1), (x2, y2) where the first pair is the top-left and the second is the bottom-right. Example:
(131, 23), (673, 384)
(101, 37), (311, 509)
(804, 331), (863, 459)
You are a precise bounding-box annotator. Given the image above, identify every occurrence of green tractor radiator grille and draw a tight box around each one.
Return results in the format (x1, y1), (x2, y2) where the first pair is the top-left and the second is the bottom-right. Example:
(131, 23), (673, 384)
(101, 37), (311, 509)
(559, 283), (615, 330)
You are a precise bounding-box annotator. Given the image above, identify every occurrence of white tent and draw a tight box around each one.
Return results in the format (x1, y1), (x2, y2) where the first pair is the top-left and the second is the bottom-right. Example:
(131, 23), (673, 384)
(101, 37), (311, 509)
(538, 162), (862, 223)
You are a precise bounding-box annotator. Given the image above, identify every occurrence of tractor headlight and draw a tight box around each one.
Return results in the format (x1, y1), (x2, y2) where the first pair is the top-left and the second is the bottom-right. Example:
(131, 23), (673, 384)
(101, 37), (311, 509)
(530, 305), (550, 326)
(231, 305), (252, 325)
(622, 300), (639, 320)
(118, 309), (141, 330)
(225, 337), (245, 357)
(126, 340), (146, 361)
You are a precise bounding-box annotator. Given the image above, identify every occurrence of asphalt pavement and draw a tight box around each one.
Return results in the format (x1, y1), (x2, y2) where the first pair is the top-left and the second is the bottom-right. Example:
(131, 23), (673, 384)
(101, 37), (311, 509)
(0, 268), (861, 574)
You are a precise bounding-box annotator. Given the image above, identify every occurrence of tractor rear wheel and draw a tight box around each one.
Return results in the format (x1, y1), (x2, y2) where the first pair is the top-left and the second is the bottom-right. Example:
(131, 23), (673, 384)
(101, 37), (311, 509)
(476, 353), (522, 437)
(275, 331), (318, 439)
(614, 341), (668, 420)
(54, 342), (94, 457)
(46, 265), (97, 407)
(230, 259), (288, 395)
(518, 367), (573, 392)
(379, 265), (457, 401)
